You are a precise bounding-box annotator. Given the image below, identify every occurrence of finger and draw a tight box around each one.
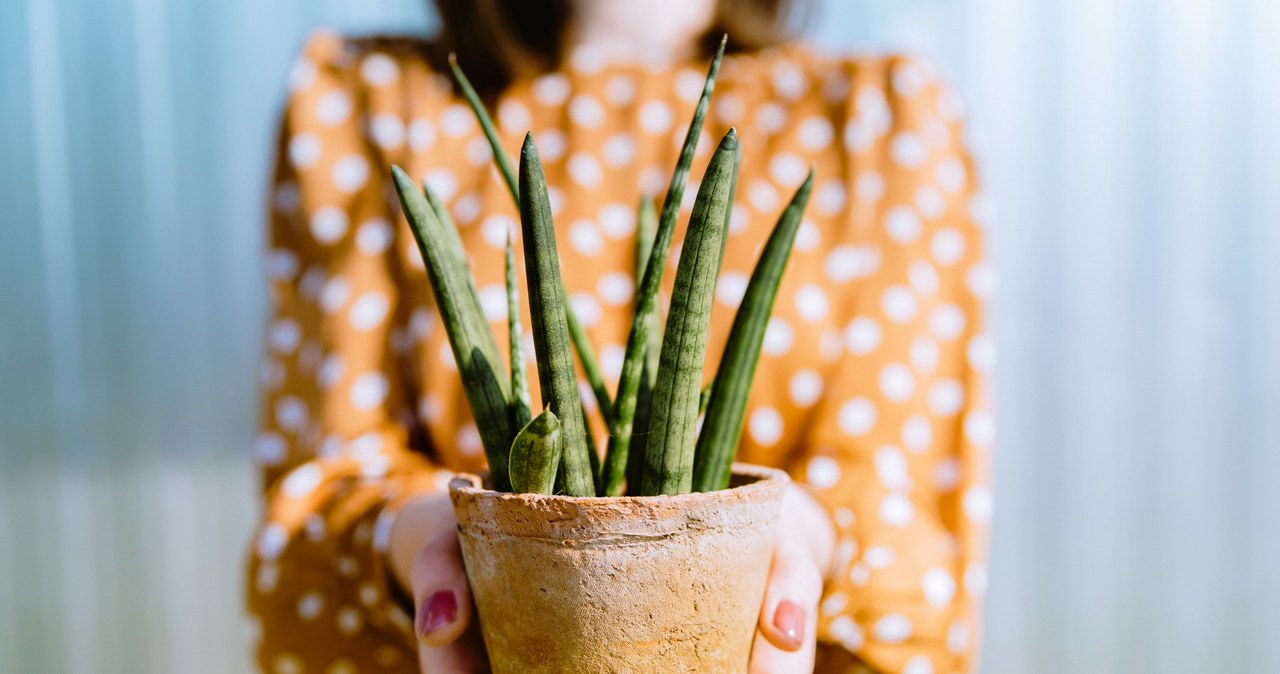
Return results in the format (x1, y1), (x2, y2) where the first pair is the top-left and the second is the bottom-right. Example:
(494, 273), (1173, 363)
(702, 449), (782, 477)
(750, 541), (822, 673)
(419, 615), (490, 673)
(410, 527), (473, 648)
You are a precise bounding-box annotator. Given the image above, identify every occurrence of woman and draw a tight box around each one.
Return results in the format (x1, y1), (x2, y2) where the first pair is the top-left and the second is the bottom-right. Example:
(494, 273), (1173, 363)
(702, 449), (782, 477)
(247, 0), (993, 671)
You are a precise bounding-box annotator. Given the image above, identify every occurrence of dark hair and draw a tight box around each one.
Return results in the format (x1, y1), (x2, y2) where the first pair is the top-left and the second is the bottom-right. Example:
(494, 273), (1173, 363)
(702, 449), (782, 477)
(428, 0), (810, 99)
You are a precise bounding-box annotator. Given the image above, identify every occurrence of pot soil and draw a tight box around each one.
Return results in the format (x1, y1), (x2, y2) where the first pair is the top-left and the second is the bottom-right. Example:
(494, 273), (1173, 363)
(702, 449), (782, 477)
(448, 463), (789, 673)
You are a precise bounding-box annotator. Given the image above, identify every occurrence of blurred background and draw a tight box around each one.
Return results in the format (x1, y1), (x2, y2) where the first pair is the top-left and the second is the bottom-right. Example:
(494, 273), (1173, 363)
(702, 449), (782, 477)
(2, 0), (1278, 672)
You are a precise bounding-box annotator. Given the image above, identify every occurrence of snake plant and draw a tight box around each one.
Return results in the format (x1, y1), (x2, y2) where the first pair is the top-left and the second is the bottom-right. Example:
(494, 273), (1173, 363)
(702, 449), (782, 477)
(391, 36), (813, 496)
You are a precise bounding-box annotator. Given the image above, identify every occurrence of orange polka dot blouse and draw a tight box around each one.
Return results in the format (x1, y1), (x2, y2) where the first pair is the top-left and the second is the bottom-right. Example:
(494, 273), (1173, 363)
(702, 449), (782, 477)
(248, 30), (993, 674)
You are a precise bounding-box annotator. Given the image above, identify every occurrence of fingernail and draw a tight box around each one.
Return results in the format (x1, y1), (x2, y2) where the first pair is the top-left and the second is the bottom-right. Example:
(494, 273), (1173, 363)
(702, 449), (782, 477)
(416, 590), (458, 640)
(773, 599), (805, 648)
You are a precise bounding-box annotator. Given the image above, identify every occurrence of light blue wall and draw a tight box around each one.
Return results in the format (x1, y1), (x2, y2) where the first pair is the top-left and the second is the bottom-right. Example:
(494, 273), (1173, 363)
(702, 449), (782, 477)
(2, 0), (1278, 672)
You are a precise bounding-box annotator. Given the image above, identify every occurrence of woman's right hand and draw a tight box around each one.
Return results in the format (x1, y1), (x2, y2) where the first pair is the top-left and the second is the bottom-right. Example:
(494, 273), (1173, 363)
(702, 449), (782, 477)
(388, 491), (490, 673)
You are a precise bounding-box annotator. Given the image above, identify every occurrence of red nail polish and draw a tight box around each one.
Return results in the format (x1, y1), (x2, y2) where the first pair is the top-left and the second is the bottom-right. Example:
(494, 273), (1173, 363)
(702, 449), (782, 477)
(416, 590), (458, 639)
(773, 599), (805, 649)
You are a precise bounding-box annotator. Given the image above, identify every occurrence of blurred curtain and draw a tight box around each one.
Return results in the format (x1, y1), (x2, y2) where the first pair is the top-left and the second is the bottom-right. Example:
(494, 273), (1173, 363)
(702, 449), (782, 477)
(1, 0), (1277, 672)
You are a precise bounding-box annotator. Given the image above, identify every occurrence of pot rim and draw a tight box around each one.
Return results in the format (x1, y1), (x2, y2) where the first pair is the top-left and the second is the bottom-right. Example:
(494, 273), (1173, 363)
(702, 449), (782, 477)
(449, 461), (789, 505)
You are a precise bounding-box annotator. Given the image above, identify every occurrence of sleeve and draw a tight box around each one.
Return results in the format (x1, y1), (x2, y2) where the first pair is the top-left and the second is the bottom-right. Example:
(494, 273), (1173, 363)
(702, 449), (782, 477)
(245, 31), (445, 673)
(797, 56), (994, 674)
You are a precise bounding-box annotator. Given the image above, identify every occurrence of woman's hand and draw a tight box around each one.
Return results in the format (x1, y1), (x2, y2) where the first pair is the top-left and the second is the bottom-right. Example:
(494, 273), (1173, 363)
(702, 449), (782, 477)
(388, 491), (489, 673)
(750, 483), (837, 674)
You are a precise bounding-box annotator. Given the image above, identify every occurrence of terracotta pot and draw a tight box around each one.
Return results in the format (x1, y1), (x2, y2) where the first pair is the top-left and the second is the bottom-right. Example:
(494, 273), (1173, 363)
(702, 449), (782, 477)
(448, 463), (789, 674)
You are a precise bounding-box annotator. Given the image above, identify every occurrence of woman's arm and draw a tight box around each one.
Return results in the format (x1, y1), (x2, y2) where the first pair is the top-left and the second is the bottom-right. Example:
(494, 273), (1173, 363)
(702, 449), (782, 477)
(246, 31), (447, 673)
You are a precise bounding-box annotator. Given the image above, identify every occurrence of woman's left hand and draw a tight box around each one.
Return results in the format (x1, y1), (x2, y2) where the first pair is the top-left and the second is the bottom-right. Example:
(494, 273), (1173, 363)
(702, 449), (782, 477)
(750, 483), (837, 673)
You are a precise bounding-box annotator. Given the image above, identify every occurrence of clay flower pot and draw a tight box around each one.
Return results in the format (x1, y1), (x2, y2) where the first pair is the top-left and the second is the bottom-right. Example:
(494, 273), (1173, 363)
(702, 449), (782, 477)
(448, 463), (789, 673)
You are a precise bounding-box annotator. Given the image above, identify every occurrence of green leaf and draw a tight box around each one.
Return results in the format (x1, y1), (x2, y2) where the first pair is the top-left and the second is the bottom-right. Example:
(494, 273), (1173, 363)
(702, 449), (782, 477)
(391, 165), (515, 491)
(692, 169), (814, 492)
(448, 54), (519, 205)
(517, 134), (595, 497)
(601, 36), (727, 496)
(638, 129), (739, 496)
(506, 235), (532, 430)
(508, 408), (562, 495)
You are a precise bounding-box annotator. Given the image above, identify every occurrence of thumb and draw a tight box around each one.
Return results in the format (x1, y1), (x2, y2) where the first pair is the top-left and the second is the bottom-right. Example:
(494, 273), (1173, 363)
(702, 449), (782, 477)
(410, 526), (473, 648)
(750, 539), (823, 673)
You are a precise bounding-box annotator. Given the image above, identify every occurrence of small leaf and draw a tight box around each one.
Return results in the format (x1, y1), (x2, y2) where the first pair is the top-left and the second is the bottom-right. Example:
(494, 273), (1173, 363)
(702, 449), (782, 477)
(508, 409), (562, 495)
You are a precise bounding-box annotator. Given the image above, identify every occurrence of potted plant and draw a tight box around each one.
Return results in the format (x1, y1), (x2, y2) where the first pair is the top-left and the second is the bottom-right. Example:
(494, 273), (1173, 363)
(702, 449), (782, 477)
(390, 37), (815, 673)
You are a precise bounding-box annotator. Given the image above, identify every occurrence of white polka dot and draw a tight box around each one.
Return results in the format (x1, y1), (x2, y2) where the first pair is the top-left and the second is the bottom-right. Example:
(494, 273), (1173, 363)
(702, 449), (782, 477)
(932, 228), (966, 265)
(838, 398), (876, 436)
(408, 117), (435, 151)
(439, 104), (473, 137)
(311, 207), (352, 246)
(885, 207), (922, 243)
(319, 277), (351, 314)
(795, 220), (821, 251)
(360, 53), (399, 86)
(282, 464), (323, 499)
(600, 343), (626, 381)
(864, 546), (895, 568)
(464, 136), (492, 166)
(481, 214), (516, 249)
(716, 93), (745, 123)
(478, 284), (508, 321)
(256, 523), (288, 560)
(349, 372), (388, 411)
(875, 446), (910, 489)
(891, 131), (927, 168)
(422, 169), (457, 201)
(349, 292), (389, 330)
(934, 457), (961, 491)
(908, 260), (939, 296)
(639, 101), (673, 134)
(965, 409), (995, 448)
(288, 133), (322, 169)
(856, 170), (886, 202)
(331, 154), (369, 193)
(547, 185), (566, 215)
(532, 72), (571, 106)
(268, 319), (301, 354)
(922, 568), (957, 607)
(368, 113), (405, 150)
(963, 486), (994, 523)
(748, 180), (779, 213)
(497, 99), (531, 132)
(605, 74), (635, 105)
(910, 337), (939, 373)
(253, 432), (287, 466)
(568, 152), (603, 188)
(273, 652), (304, 674)
(789, 370), (823, 407)
(296, 590), (325, 621)
(762, 318), (794, 355)
(893, 60), (927, 96)
(881, 285), (918, 323)
(900, 416), (932, 454)
(274, 396), (307, 432)
(879, 493), (915, 526)
(806, 456), (841, 489)
(749, 406), (784, 446)
(597, 272), (633, 306)
(769, 152), (808, 186)
(845, 317), (882, 354)
(828, 615), (864, 651)
(639, 165), (666, 194)
(711, 271), (748, 308)
(798, 116), (834, 150)
(948, 620), (971, 654)
(529, 130), (564, 162)
(598, 203), (635, 238)
(968, 333), (996, 372)
(318, 354), (345, 390)
(674, 67), (704, 102)
(568, 219), (603, 255)
(569, 293), (602, 327)
(456, 423), (483, 456)
(930, 303), (967, 340)
(336, 607), (363, 636)
(755, 102), (788, 134)
(873, 613), (913, 643)
(569, 94), (605, 128)
(288, 58), (316, 93)
(791, 285), (826, 322)
(966, 262), (998, 299)
(568, 44), (605, 73)
(965, 563), (989, 595)
(904, 655), (935, 674)
(602, 133), (635, 167)
(351, 220), (392, 256)
(264, 247), (299, 280)
(814, 180), (847, 216)
(937, 157), (967, 194)
(822, 592), (849, 616)
(316, 91), (352, 126)
(843, 118), (877, 153)
(929, 380), (965, 415)
(772, 61), (807, 100)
